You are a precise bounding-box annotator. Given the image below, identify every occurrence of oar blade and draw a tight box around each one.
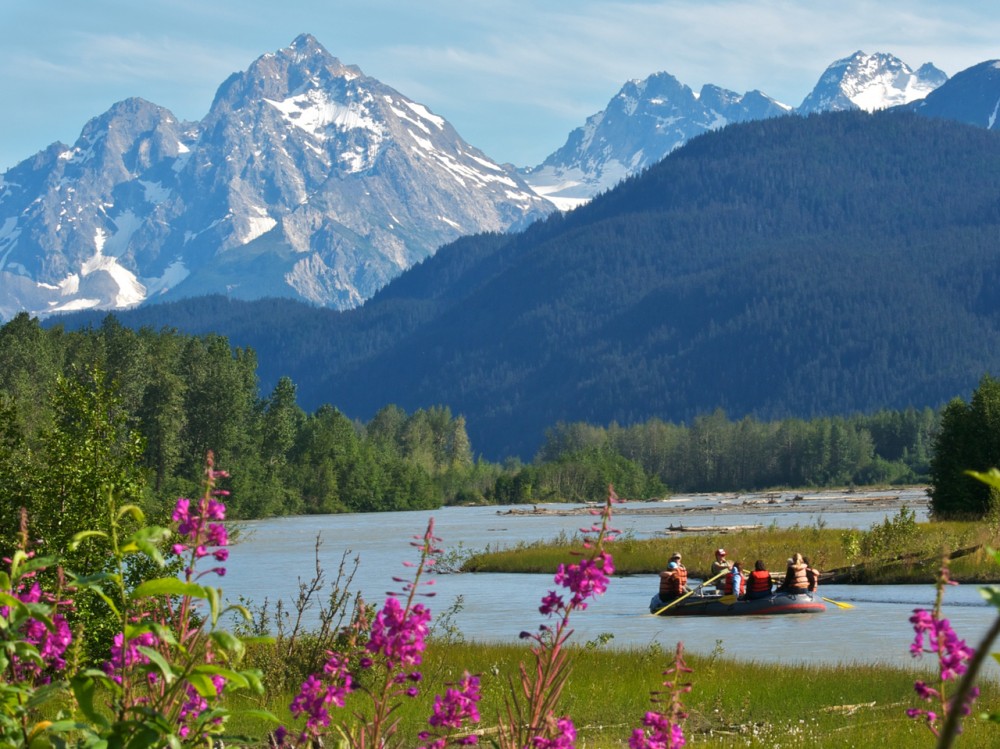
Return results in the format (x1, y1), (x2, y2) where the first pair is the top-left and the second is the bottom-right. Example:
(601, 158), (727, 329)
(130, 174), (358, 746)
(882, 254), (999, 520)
(822, 596), (855, 609)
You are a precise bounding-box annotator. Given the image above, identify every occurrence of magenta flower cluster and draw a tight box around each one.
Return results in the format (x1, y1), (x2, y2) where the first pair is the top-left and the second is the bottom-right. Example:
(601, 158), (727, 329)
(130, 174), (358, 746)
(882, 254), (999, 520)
(103, 630), (160, 684)
(906, 607), (979, 730)
(531, 717), (577, 748)
(178, 675), (226, 738)
(629, 712), (686, 749)
(418, 672), (482, 749)
(288, 654), (354, 743)
(548, 550), (614, 613)
(1, 579), (72, 683)
(171, 494), (229, 576)
(365, 596), (432, 673)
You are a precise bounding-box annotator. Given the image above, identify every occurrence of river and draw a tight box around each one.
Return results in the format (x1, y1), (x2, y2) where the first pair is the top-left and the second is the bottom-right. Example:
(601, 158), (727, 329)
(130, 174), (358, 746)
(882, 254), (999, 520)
(220, 488), (1000, 673)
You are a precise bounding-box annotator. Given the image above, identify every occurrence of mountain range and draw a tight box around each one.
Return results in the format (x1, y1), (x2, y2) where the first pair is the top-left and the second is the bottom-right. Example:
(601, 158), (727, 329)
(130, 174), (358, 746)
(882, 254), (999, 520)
(0, 34), (550, 320)
(54, 109), (1000, 459)
(3, 41), (995, 320)
(520, 50), (948, 205)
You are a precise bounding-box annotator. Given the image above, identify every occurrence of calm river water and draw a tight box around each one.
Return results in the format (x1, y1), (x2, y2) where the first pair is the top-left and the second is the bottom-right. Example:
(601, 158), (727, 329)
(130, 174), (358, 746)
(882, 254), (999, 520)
(221, 489), (1000, 673)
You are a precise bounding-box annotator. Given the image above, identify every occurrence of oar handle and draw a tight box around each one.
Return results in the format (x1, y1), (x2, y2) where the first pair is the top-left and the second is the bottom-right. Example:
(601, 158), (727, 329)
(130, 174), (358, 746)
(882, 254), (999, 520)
(651, 567), (729, 616)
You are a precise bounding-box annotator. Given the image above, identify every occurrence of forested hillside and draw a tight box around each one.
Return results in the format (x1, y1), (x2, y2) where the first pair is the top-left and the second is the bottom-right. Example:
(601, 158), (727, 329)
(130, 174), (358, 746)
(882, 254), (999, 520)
(53, 110), (1000, 459)
(0, 316), (938, 523)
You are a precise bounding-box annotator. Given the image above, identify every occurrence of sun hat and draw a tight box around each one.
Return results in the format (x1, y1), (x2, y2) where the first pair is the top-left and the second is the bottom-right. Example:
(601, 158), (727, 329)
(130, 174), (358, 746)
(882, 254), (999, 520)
(716, 548), (726, 556)
(670, 552), (682, 560)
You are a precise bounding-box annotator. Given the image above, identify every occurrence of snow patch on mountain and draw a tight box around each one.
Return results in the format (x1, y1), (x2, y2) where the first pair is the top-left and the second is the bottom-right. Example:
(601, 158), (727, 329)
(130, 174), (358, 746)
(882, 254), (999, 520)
(521, 72), (791, 205)
(265, 89), (384, 141)
(0, 34), (551, 320)
(797, 51), (947, 114)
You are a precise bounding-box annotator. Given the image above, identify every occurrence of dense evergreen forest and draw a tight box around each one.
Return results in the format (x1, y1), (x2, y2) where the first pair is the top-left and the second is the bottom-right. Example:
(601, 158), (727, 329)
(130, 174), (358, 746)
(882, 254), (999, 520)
(1, 315), (939, 522)
(55, 110), (1000, 458)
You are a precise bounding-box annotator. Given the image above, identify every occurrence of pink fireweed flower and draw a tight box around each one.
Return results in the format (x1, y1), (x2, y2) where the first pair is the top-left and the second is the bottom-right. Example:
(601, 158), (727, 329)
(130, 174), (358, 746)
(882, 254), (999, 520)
(287, 652), (355, 742)
(629, 711), (686, 749)
(171, 494), (229, 577)
(3, 580), (73, 683)
(531, 716), (576, 748)
(427, 672), (482, 730)
(906, 560), (981, 739)
(909, 608), (975, 681)
(367, 597), (431, 670)
(177, 675), (225, 738)
(631, 642), (691, 749)
(552, 551), (614, 611)
(103, 630), (160, 684)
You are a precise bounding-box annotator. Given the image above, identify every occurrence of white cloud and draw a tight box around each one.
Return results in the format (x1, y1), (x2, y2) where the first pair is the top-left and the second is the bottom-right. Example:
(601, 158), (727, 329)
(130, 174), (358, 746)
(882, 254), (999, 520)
(2, 0), (1000, 170)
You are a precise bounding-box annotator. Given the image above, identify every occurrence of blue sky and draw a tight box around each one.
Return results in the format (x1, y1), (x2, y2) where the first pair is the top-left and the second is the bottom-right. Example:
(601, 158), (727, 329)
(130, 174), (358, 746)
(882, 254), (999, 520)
(2, 0), (999, 172)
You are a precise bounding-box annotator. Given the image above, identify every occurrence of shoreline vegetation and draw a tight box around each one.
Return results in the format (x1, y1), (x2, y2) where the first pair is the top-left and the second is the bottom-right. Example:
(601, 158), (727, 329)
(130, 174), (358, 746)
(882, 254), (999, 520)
(460, 493), (1000, 585)
(231, 643), (1000, 747)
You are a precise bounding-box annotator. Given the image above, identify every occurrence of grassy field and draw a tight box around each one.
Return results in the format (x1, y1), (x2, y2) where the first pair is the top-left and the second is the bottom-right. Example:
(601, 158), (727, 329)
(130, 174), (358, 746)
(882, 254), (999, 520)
(230, 639), (1000, 747)
(460, 517), (1000, 584)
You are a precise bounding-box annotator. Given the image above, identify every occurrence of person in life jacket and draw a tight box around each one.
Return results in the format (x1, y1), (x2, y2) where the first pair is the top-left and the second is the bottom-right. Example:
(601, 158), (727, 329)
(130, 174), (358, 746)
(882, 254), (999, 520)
(725, 560), (746, 598)
(746, 560), (773, 600)
(709, 549), (733, 594)
(783, 552), (810, 594)
(803, 556), (820, 593)
(658, 553), (689, 600)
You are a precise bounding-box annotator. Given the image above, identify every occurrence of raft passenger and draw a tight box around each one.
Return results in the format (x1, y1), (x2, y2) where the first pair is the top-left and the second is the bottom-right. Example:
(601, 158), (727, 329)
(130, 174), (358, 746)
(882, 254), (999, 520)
(784, 552), (810, 594)
(658, 553), (688, 601)
(746, 559), (772, 600)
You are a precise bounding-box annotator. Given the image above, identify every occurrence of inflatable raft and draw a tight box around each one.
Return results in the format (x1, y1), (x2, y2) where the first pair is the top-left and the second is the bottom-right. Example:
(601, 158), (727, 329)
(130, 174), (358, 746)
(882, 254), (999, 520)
(649, 590), (826, 616)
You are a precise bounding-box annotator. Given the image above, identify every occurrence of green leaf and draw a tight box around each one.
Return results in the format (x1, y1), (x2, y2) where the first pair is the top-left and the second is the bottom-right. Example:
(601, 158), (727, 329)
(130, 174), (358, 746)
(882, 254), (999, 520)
(116, 504), (146, 523)
(0, 591), (31, 619)
(980, 587), (1000, 609)
(967, 468), (1000, 490)
(71, 675), (112, 729)
(132, 578), (207, 599)
(148, 622), (178, 647)
(209, 630), (244, 657)
(241, 668), (266, 694)
(205, 585), (221, 624)
(136, 645), (176, 685)
(186, 671), (219, 698)
(192, 664), (249, 689)
(222, 603), (253, 623)
(69, 530), (108, 551)
(232, 707), (281, 724)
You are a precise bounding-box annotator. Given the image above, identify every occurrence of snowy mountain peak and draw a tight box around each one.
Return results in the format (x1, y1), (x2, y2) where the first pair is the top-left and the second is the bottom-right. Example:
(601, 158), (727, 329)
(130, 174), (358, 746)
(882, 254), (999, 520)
(0, 36), (551, 321)
(520, 71), (789, 207)
(797, 51), (947, 114)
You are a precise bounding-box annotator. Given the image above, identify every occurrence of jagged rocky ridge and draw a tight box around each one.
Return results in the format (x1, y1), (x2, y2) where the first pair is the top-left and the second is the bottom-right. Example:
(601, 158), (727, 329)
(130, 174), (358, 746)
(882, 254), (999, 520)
(522, 50), (949, 203)
(0, 34), (551, 319)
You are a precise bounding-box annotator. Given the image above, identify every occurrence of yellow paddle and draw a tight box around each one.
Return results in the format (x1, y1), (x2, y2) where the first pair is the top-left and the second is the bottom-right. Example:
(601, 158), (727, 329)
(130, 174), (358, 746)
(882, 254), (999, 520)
(651, 568), (730, 616)
(822, 596), (855, 609)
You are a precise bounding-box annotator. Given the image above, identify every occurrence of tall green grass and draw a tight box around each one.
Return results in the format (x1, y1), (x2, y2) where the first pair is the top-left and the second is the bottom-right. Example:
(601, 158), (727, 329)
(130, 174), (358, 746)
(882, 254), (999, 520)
(230, 639), (1000, 747)
(462, 519), (1000, 583)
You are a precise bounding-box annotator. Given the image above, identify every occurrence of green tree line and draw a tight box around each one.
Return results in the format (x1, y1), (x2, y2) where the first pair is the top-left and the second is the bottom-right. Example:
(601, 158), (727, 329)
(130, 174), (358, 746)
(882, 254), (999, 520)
(0, 313), (945, 527)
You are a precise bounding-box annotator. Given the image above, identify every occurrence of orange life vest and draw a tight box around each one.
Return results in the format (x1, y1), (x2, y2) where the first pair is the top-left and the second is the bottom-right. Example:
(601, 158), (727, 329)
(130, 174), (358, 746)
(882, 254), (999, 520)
(747, 569), (772, 594)
(786, 563), (809, 591)
(659, 566), (688, 598)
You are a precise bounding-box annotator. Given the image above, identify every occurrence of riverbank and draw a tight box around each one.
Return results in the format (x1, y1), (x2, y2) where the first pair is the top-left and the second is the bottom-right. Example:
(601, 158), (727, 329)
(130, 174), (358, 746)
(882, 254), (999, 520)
(231, 639), (1000, 747)
(464, 488), (1000, 584)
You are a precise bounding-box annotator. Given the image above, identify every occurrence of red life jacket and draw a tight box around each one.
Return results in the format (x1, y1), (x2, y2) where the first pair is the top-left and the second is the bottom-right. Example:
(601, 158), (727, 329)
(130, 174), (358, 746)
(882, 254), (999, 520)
(747, 569), (772, 594)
